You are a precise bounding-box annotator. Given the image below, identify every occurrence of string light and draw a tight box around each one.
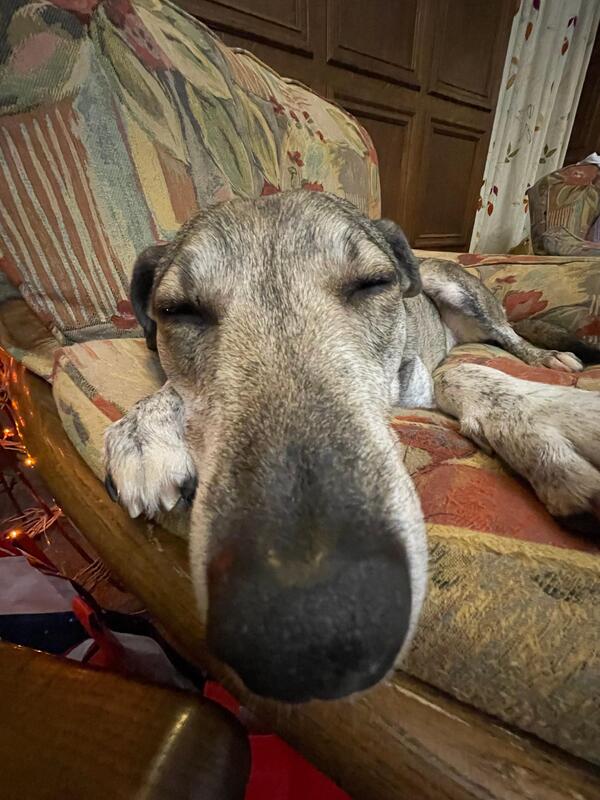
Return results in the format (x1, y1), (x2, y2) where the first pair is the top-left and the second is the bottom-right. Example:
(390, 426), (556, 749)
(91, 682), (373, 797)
(0, 438), (25, 453)
(0, 359), (62, 547)
(3, 506), (62, 540)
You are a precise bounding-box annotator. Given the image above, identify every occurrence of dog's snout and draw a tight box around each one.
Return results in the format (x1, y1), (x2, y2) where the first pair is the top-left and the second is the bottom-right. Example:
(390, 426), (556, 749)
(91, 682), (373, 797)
(207, 533), (411, 703)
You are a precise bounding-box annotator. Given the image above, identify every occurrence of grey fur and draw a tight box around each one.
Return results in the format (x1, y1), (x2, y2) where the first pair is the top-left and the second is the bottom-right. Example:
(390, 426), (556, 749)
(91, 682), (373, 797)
(104, 190), (600, 701)
(434, 364), (600, 517)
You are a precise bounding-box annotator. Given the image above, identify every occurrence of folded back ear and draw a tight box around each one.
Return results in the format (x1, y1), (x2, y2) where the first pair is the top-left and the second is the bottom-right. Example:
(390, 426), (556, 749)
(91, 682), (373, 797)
(130, 243), (167, 351)
(372, 219), (422, 298)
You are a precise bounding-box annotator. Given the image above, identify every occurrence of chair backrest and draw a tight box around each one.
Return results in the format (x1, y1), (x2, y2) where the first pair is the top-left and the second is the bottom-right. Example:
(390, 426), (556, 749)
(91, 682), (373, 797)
(0, 0), (379, 344)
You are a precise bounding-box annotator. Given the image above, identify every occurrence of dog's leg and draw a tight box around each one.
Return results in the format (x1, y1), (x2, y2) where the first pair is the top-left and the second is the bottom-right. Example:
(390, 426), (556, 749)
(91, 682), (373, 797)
(420, 259), (584, 372)
(434, 362), (600, 519)
(103, 382), (197, 519)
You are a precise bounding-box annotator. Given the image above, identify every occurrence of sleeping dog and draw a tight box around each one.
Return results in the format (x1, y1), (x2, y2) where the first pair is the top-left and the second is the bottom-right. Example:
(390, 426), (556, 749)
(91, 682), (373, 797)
(104, 190), (600, 702)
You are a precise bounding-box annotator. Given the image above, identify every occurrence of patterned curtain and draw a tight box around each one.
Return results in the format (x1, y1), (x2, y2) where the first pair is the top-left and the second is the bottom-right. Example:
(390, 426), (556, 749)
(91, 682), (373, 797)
(470, 0), (600, 254)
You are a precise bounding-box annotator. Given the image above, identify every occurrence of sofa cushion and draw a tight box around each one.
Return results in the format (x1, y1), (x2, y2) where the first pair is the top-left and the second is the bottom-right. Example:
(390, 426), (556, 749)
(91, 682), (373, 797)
(0, 0), (379, 353)
(413, 252), (600, 346)
(52, 335), (600, 764)
(437, 253), (600, 342)
(0, 299), (58, 380)
(527, 163), (600, 255)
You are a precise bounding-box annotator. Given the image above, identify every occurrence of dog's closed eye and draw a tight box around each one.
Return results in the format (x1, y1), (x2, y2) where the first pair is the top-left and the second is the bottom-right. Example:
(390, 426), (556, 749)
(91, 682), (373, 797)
(345, 274), (396, 300)
(157, 302), (216, 327)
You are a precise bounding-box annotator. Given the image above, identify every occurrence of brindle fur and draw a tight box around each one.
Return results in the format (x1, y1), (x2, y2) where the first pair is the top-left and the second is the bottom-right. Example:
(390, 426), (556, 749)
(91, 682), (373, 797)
(104, 190), (600, 702)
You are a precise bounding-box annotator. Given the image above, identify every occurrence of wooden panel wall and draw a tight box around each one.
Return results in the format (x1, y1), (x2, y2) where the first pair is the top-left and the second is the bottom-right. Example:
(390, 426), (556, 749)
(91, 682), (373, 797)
(177, 0), (515, 250)
(566, 27), (600, 166)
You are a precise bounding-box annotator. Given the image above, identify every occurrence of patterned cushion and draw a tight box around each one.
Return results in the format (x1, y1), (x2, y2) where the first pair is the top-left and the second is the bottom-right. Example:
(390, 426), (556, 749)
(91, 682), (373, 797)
(439, 342), (600, 391)
(415, 251), (600, 344)
(527, 163), (600, 255)
(454, 253), (600, 341)
(0, 0), (379, 346)
(52, 333), (600, 764)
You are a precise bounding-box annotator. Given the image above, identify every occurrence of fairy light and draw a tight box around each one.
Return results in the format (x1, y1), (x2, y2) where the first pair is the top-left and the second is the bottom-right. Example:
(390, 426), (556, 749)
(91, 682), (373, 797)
(3, 506), (63, 541)
(0, 361), (60, 545)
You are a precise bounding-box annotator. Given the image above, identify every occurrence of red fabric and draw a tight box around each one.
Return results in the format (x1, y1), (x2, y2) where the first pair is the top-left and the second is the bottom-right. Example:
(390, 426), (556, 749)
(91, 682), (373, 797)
(71, 596), (126, 669)
(247, 736), (348, 800)
(204, 681), (349, 800)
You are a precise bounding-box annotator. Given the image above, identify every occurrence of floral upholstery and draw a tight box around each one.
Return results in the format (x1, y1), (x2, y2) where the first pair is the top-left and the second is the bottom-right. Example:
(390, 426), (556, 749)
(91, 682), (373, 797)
(456, 252), (600, 341)
(415, 249), (600, 345)
(527, 163), (600, 256)
(0, 0), (379, 349)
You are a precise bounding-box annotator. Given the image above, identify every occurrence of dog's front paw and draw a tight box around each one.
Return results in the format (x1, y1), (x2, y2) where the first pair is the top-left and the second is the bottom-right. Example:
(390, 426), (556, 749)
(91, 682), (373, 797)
(103, 393), (196, 519)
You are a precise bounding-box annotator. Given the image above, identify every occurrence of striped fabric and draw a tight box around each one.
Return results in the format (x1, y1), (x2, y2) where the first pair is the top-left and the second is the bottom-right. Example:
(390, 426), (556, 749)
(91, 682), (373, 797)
(1, 102), (129, 336)
(0, 0), (379, 344)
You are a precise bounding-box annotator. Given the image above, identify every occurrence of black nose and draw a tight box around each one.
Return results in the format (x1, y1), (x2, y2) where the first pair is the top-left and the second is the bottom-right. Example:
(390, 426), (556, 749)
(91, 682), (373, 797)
(207, 543), (411, 703)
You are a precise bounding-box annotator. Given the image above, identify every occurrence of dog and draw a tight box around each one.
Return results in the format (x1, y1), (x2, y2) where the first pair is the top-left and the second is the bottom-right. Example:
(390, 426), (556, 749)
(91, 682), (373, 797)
(104, 190), (600, 703)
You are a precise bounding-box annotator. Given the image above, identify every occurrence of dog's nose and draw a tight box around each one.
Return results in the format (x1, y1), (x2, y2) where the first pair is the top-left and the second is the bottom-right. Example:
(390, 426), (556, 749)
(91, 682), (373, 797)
(207, 540), (411, 703)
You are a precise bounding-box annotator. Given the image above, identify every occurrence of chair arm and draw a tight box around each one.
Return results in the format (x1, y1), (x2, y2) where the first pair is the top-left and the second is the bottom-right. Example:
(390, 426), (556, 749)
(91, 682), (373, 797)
(0, 641), (250, 800)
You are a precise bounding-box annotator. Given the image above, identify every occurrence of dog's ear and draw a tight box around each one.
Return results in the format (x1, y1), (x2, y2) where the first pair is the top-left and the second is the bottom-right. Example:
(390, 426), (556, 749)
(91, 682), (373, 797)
(130, 243), (167, 351)
(372, 219), (422, 298)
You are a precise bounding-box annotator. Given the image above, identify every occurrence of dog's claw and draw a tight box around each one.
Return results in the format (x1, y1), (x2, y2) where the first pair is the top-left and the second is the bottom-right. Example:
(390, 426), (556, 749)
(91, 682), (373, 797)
(592, 494), (600, 521)
(104, 473), (119, 502)
(180, 475), (198, 507)
(542, 351), (583, 373)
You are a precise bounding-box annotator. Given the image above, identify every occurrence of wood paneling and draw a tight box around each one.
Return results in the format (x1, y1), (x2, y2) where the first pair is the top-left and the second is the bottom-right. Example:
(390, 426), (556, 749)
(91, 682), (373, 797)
(177, 0), (515, 250)
(428, 0), (514, 110)
(326, 0), (423, 86)
(177, 0), (312, 54)
(566, 27), (600, 165)
(414, 117), (487, 250)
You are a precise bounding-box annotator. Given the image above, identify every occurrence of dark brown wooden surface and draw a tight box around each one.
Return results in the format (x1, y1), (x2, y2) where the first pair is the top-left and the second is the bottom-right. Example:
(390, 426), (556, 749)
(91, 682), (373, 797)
(0, 641), (250, 800)
(8, 359), (600, 800)
(566, 26), (600, 165)
(176, 0), (516, 250)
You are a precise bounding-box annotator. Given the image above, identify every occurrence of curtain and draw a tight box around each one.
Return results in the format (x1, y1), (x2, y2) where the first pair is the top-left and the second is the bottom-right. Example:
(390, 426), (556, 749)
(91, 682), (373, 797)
(470, 0), (600, 254)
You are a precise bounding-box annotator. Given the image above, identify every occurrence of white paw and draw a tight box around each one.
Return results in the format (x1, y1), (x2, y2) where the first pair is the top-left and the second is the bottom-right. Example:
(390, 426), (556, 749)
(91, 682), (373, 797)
(103, 390), (196, 519)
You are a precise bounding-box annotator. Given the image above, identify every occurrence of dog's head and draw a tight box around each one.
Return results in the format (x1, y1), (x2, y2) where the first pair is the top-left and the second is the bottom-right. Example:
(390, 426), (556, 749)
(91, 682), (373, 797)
(132, 190), (427, 702)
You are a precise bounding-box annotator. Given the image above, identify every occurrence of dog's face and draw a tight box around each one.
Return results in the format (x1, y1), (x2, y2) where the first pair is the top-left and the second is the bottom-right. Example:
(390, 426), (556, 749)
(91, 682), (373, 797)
(133, 191), (427, 702)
